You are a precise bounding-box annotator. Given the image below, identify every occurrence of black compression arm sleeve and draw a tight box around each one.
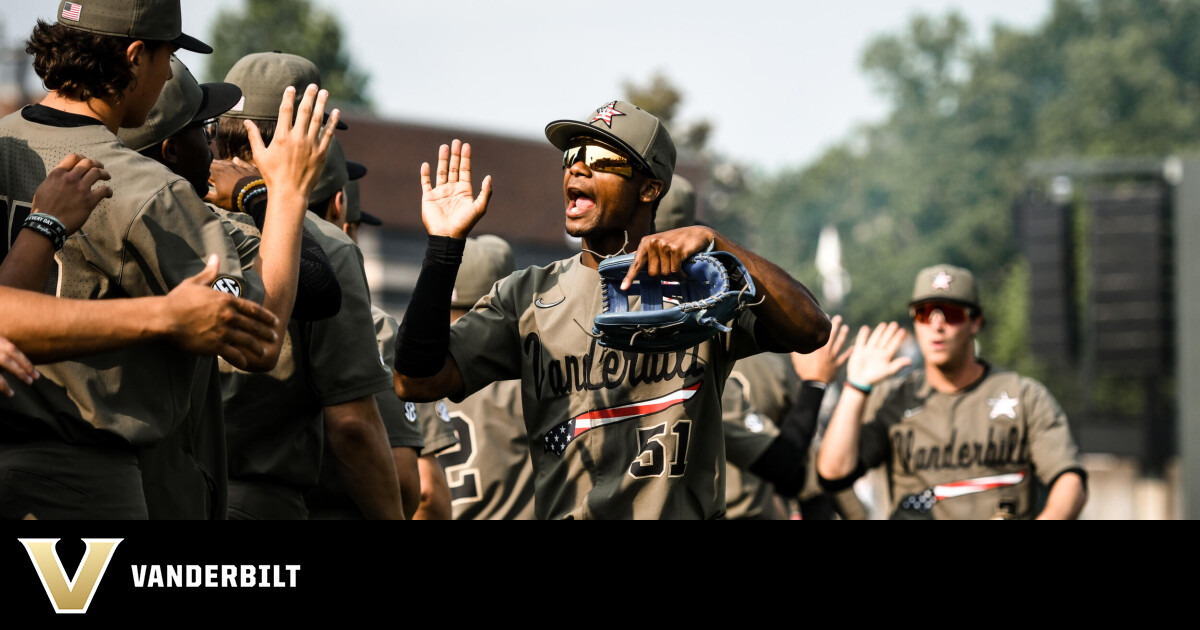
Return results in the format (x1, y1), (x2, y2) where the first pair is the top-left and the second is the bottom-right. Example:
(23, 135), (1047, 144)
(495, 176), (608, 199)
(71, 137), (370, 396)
(747, 381), (827, 496)
(241, 186), (342, 321)
(393, 235), (465, 377)
(291, 227), (342, 321)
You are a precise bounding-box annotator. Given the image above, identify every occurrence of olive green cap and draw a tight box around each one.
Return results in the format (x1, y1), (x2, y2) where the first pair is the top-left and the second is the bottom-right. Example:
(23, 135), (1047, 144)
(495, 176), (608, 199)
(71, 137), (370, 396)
(221, 52), (346, 129)
(545, 100), (676, 196)
(654, 175), (695, 232)
(910, 264), (980, 311)
(344, 180), (382, 226)
(118, 55), (240, 152)
(310, 137), (367, 204)
(56, 0), (211, 53)
(451, 235), (515, 309)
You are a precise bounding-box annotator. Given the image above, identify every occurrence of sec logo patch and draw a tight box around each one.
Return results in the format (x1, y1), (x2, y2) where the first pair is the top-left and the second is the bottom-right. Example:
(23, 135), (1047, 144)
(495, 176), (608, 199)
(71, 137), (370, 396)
(211, 276), (242, 297)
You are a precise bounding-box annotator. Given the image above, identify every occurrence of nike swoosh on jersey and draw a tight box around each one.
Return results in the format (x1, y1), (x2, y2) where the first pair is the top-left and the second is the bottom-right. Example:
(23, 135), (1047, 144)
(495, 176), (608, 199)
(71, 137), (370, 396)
(903, 406), (923, 418)
(535, 297), (566, 308)
(543, 382), (702, 456)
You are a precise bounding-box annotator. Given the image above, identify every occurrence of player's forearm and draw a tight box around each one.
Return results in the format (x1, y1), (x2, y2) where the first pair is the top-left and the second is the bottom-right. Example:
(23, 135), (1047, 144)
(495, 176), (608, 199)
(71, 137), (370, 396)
(392, 357), (465, 402)
(710, 231), (830, 353)
(817, 387), (869, 481)
(324, 397), (406, 520)
(0, 288), (174, 362)
(1036, 471), (1087, 520)
(413, 455), (452, 520)
(0, 230), (58, 291)
(249, 190), (308, 368)
(393, 446), (422, 519)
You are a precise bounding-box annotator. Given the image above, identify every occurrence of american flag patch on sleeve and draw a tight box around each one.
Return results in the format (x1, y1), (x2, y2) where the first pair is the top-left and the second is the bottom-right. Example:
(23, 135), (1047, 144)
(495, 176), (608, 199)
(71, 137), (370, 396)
(61, 2), (83, 21)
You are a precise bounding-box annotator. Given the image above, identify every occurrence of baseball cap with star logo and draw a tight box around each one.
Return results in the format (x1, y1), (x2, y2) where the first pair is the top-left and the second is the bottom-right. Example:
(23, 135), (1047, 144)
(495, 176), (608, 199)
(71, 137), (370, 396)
(56, 0), (212, 54)
(910, 264), (980, 311)
(545, 100), (676, 196)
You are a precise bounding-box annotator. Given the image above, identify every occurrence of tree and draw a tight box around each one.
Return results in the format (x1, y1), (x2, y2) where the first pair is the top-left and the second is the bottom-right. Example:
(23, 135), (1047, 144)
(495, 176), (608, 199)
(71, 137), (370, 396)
(206, 0), (371, 110)
(622, 71), (712, 154)
(727, 0), (1200, 375)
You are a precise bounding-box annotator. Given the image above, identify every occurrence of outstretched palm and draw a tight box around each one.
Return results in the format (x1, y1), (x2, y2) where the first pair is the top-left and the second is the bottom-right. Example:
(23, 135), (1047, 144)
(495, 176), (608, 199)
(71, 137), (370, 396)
(846, 321), (912, 386)
(420, 139), (493, 238)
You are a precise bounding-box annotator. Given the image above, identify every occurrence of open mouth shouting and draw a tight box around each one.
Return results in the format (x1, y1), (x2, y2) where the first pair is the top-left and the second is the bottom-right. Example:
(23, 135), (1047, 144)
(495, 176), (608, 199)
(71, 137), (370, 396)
(566, 186), (596, 218)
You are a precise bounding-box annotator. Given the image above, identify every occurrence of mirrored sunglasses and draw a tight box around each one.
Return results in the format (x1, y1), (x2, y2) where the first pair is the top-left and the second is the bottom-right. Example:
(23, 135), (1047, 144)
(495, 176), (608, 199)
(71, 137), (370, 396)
(910, 302), (972, 325)
(563, 140), (639, 178)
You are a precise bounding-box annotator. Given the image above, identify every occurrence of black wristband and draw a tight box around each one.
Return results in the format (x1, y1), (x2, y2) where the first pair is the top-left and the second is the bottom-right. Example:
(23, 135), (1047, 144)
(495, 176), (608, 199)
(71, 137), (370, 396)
(393, 235), (466, 377)
(22, 213), (67, 250)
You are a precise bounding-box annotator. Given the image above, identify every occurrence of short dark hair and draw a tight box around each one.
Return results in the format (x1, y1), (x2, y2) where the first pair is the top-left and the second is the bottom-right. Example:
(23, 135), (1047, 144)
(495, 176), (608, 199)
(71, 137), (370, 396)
(216, 116), (277, 161)
(26, 20), (166, 102)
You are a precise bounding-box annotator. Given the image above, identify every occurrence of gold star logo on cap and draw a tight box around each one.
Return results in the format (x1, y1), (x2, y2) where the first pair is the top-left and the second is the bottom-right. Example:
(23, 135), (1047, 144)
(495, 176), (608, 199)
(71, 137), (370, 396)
(932, 271), (952, 291)
(591, 101), (625, 128)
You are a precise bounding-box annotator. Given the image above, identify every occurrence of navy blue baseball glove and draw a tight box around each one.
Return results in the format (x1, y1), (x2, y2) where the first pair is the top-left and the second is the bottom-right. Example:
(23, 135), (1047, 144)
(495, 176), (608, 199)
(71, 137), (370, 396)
(592, 250), (757, 353)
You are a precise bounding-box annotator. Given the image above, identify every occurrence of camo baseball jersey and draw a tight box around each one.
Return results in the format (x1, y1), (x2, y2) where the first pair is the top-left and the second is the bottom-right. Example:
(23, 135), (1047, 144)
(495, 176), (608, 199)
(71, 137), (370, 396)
(373, 306), (426, 451)
(0, 110), (264, 448)
(220, 212), (392, 517)
(446, 253), (764, 519)
(415, 398), (459, 456)
(437, 379), (535, 520)
(721, 352), (796, 520)
(848, 363), (1084, 520)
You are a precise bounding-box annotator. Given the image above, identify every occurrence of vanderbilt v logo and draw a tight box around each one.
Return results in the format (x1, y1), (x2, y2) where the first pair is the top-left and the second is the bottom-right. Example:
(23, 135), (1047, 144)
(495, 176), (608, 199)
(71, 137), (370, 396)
(19, 538), (123, 614)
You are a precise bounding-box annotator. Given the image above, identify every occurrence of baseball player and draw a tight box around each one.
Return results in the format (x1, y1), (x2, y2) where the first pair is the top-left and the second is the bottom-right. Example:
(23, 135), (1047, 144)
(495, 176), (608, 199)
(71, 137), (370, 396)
(117, 55), (343, 323)
(431, 234), (535, 520)
(0, 0), (334, 519)
(817, 264), (1088, 519)
(105, 53), (350, 518)
(653, 174), (847, 520)
(214, 52), (402, 520)
(303, 173), (427, 520)
(393, 101), (830, 519)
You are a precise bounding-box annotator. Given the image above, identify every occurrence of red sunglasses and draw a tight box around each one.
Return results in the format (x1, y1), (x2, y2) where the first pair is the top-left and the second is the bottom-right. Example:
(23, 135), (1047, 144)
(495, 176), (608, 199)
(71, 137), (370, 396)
(910, 302), (973, 325)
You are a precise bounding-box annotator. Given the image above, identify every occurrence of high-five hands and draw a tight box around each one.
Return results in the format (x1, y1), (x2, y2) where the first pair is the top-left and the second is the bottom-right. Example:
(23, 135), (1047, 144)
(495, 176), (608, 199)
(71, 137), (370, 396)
(420, 139), (492, 239)
(845, 322), (912, 388)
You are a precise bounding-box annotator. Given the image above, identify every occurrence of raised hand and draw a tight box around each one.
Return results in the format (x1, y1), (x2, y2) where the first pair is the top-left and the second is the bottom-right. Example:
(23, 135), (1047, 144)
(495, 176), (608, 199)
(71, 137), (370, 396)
(32, 153), (113, 233)
(845, 322), (912, 387)
(420, 139), (492, 238)
(163, 254), (280, 369)
(205, 157), (261, 212)
(246, 84), (338, 207)
(619, 226), (716, 290)
(791, 314), (852, 383)
(0, 335), (38, 397)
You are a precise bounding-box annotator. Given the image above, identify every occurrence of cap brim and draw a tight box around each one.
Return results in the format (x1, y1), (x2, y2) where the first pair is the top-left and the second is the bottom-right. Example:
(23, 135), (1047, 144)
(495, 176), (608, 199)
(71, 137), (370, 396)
(327, 113), (348, 130)
(172, 32), (213, 55)
(347, 160), (367, 180)
(359, 211), (383, 226)
(545, 120), (654, 174)
(195, 83), (242, 123)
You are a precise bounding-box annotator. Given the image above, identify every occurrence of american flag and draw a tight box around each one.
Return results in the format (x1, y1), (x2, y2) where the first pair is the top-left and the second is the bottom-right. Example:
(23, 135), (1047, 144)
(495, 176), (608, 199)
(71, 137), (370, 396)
(61, 2), (82, 21)
(543, 383), (701, 456)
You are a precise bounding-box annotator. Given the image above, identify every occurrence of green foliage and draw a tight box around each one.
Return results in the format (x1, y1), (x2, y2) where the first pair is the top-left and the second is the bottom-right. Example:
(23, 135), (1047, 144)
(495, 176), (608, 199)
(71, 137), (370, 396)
(206, 0), (371, 110)
(730, 0), (1200, 370)
(622, 71), (713, 154)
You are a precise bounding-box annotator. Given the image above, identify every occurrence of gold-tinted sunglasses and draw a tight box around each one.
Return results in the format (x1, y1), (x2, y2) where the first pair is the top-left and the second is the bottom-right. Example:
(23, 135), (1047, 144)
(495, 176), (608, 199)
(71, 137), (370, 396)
(562, 139), (641, 178)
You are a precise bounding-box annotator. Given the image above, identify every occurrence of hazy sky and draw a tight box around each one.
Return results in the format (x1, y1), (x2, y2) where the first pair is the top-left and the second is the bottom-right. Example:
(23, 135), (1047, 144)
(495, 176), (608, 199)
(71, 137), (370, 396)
(1, 1), (1051, 171)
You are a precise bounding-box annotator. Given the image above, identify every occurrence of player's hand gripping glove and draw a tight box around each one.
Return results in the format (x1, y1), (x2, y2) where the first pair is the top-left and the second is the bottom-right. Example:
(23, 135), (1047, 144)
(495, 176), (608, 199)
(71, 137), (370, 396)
(592, 249), (756, 353)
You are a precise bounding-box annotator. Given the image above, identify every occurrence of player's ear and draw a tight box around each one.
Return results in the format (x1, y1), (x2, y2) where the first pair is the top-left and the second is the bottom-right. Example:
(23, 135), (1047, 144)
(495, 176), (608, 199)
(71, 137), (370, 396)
(329, 189), (346, 225)
(126, 40), (146, 73)
(160, 138), (178, 165)
(639, 178), (664, 204)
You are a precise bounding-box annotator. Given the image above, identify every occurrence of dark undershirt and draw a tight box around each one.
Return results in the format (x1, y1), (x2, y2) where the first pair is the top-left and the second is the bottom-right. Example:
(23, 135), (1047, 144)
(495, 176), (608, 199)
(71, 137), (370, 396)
(22, 104), (105, 128)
